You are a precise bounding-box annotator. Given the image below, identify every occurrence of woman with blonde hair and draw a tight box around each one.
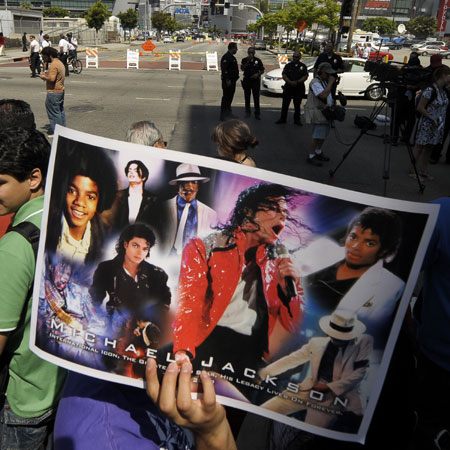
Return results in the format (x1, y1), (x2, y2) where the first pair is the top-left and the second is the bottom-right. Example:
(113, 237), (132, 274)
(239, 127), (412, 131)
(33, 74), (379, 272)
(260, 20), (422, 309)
(212, 119), (257, 166)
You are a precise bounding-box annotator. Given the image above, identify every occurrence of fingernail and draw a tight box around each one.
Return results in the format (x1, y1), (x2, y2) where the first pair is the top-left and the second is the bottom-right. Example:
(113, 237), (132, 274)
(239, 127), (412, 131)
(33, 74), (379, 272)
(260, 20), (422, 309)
(181, 362), (191, 373)
(167, 362), (178, 372)
(200, 370), (209, 379)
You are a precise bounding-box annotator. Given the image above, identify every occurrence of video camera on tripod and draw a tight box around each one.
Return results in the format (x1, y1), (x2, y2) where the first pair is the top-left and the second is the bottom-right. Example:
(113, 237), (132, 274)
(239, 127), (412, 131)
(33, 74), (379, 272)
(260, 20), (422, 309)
(364, 60), (432, 90)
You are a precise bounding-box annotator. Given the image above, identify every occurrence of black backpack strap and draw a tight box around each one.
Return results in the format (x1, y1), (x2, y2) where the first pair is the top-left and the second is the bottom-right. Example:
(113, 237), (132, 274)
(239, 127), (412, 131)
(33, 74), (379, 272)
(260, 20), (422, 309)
(1, 222), (40, 395)
(8, 221), (40, 258)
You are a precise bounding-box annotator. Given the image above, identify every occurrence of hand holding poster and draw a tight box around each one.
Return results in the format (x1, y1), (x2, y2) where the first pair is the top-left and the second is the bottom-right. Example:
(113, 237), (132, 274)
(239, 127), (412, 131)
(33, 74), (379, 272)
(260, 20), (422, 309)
(30, 126), (438, 445)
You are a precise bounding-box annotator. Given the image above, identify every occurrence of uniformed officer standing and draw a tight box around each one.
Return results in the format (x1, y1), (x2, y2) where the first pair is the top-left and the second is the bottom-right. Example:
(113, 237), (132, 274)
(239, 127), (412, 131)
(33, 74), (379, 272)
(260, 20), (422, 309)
(241, 46), (265, 120)
(313, 42), (345, 99)
(220, 42), (239, 121)
(275, 51), (308, 125)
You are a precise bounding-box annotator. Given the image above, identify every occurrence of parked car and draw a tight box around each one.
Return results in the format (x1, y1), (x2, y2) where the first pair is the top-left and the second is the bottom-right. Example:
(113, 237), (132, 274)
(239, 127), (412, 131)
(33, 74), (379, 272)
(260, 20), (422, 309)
(176, 36), (185, 42)
(253, 39), (267, 50)
(415, 45), (448, 56)
(402, 38), (425, 48)
(411, 41), (448, 51)
(163, 35), (174, 43)
(262, 57), (384, 101)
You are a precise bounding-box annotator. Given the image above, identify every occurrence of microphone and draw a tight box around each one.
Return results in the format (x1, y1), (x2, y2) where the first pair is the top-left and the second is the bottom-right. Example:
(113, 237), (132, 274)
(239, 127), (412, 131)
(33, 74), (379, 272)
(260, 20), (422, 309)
(275, 243), (298, 299)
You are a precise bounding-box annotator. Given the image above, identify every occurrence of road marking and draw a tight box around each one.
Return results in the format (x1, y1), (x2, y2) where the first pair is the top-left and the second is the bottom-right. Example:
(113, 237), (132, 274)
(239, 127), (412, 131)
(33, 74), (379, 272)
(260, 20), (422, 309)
(136, 97), (171, 101)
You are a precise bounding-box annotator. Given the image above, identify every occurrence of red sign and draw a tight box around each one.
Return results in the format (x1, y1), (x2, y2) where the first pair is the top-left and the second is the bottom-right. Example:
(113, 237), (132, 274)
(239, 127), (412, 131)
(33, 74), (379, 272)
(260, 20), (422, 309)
(437, 0), (450, 34)
(142, 40), (155, 52)
(296, 20), (307, 33)
(365, 1), (390, 8)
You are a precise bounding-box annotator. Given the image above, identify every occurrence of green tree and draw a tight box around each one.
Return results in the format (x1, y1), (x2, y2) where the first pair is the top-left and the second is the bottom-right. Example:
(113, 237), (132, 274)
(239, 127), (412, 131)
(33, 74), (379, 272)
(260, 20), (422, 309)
(85, 0), (111, 43)
(165, 17), (180, 34)
(361, 17), (395, 35)
(117, 8), (139, 42)
(151, 11), (169, 34)
(43, 6), (70, 17)
(20, 1), (32, 9)
(317, 0), (340, 38)
(255, 12), (279, 37)
(406, 16), (437, 38)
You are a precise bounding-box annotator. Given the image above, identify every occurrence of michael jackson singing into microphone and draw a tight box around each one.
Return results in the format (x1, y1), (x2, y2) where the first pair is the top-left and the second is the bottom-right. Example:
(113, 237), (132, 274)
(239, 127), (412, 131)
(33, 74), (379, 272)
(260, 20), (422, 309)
(172, 183), (306, 378)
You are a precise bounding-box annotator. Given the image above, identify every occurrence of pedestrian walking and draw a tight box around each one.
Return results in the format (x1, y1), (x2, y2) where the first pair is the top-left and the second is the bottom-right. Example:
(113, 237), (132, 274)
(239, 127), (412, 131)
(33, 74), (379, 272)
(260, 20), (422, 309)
(22, 32), (28, 52)
(40, 46), (66, 137)
(220, 42), (239, 121)
(241, 46), (265, 120)
(275, 51), (308, 125)
(29, 35), (40, 78)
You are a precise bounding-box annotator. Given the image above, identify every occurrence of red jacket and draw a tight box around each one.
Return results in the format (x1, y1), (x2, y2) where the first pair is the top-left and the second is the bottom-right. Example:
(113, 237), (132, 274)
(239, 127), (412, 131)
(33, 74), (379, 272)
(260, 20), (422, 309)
(173, 229), (304, 358)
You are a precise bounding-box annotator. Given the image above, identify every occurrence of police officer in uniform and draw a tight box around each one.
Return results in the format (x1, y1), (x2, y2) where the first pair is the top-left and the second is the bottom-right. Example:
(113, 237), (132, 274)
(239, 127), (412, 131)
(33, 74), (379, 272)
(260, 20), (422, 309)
(220, 42), (239, 121)
(275, 51), (308, 125)
(241, 46), (265, 120)
(314, 41), (345, 99)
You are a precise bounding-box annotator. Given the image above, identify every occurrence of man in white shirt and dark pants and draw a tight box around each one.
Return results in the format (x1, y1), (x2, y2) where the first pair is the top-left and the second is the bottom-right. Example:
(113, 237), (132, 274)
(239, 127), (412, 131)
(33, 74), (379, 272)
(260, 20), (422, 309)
(58, 34), (70, 77)
(29, 35), (40, 78)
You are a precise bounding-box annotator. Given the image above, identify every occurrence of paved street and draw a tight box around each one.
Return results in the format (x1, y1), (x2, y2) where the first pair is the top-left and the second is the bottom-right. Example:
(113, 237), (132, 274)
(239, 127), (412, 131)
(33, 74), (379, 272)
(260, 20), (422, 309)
(1, 43), (450, 203)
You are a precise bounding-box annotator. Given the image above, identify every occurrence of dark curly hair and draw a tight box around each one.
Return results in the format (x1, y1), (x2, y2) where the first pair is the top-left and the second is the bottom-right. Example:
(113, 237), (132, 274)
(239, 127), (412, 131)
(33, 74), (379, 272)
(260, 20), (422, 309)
(64, 142), (117, 213)
(115, 223), (156, 261)
(220, 183), (306, 235)
(0, 127), (50, 182)
(346, 207), (402, 258)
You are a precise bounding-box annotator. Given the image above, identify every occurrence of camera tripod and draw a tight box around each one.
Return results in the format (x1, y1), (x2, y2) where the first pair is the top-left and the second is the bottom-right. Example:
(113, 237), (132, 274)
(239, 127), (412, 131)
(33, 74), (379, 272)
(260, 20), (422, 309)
(328, 84), (425, 196)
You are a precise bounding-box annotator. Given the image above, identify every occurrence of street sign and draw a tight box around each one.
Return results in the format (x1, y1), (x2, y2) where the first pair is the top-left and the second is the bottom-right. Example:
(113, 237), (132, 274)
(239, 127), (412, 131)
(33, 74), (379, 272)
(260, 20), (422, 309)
(295, 19), (307, 32)
(142, 40), (155, 52)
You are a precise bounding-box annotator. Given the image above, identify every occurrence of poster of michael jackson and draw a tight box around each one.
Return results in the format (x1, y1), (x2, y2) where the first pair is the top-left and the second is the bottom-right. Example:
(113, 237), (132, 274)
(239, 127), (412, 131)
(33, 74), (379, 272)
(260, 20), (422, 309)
(30, 126), (438, 443)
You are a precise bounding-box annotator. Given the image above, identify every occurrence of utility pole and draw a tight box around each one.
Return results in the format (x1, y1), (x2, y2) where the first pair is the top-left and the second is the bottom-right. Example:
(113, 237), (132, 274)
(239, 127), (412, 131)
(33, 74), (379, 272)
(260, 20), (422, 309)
(346, 0), (362, 53)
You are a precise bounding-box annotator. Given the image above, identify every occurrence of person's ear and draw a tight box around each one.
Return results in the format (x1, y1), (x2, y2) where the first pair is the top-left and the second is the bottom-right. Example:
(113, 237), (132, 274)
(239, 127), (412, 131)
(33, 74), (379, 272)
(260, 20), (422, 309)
(28, 168), (43, 192)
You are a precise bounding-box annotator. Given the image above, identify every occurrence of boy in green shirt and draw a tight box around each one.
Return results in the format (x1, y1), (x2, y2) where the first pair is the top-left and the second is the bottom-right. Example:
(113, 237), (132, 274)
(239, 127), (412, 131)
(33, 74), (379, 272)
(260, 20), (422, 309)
(0, 127), (66, 448)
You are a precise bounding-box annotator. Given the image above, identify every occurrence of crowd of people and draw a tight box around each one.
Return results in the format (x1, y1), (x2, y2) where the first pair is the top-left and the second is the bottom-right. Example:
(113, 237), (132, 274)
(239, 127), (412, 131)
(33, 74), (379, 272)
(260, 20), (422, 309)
(1, 38), (450, 450)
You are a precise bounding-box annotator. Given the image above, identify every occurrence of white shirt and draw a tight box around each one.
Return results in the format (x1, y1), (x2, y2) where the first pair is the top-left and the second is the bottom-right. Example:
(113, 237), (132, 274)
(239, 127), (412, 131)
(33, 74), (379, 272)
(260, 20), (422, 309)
(363, 46), (370, 59)
(30, 39), (40, 53)
(58, 38), (69, 54)
(68, 38), (78, 51)
(41, 40), (51, 49)
(311, 78), (333, 106)
(57, 216), (92, 263)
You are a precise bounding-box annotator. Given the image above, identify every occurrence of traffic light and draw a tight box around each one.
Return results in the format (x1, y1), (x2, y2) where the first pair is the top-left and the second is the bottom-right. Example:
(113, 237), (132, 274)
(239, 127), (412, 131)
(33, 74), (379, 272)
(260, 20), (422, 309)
(341, 0), (353, 17)
(210, 0), (216, 15)
(224, 1), (230, 15)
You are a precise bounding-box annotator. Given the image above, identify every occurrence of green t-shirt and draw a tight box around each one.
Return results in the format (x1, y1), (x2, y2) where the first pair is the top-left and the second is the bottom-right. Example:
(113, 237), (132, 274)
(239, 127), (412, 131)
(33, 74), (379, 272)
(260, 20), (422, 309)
(0, 196), (67, 418)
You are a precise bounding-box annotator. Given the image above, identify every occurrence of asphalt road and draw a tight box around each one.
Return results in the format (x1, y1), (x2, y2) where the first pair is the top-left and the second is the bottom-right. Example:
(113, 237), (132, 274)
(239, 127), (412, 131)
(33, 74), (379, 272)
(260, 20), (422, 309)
(1, 53), (449, 203)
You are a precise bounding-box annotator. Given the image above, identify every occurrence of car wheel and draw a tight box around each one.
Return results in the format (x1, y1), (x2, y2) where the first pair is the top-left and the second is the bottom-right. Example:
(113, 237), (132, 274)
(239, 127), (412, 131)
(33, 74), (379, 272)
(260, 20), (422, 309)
(446, 54), (450, 59)
(366, 83), (385, 101)
(422, 51), (428, 56)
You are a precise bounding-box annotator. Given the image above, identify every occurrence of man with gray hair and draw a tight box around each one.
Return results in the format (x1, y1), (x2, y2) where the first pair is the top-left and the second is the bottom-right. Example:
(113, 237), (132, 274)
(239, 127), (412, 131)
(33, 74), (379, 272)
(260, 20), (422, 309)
(126, 120), (166, 148)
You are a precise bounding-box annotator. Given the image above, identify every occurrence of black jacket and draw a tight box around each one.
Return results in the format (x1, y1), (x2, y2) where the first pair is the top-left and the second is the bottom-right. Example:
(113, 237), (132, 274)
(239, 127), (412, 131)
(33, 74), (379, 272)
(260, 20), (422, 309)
(89, 255), (171, 320)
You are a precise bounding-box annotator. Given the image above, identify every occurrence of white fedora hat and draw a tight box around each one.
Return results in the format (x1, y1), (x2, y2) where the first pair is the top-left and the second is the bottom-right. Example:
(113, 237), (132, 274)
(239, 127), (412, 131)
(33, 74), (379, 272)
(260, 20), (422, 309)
(169, 163), (210, 185)
(319, 309), (365, 341)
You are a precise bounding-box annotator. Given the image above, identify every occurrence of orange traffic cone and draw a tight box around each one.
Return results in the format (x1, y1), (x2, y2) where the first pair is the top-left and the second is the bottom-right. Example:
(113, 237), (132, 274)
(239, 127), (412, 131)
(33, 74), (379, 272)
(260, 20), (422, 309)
(139, 52), (143, 56)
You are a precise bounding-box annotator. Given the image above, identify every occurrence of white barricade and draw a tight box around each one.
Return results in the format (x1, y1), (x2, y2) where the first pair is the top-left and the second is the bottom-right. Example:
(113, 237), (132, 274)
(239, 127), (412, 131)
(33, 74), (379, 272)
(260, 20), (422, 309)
(127, 49), (139, 69)
(206, 52), (218, 71)
(277, 54), (288, 69)
(169, 50), (181, 70)
(85, 48), (99, 69)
